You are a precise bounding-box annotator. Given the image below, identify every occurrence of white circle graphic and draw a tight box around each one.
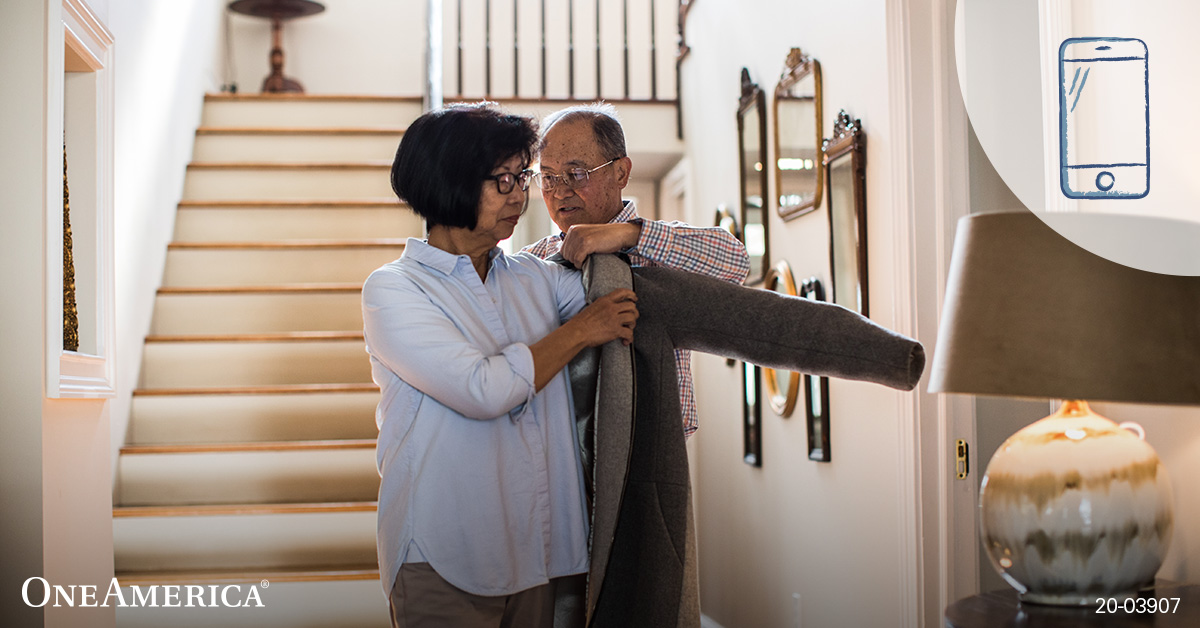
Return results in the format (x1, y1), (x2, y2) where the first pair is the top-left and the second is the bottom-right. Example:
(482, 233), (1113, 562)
(955, 0), (1200, 275)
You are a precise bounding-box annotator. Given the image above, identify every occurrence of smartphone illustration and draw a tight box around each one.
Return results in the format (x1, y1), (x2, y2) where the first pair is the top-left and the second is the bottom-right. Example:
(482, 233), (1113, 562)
(1059, 37), (1149, 199)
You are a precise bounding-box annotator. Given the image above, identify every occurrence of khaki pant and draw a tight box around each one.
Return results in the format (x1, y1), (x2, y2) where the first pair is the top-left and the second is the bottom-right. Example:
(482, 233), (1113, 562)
(388, 562), (583, 628)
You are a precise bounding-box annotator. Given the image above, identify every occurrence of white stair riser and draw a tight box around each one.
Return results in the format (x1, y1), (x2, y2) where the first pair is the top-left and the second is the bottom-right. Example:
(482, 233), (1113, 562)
(202, 98), (421, 129)
(114, 511), (377, 572)
(193, 134), (402, 163)
(183, 168), (394, 201)
(129, 393), (379, 444)
(173, 207), (423, 242)
(117, 449), (379, 506)
(162, 247), (401, 287)
(115, 579), (389, 628)
(151, 292), (363, 335)
(140, 341), (372, 388)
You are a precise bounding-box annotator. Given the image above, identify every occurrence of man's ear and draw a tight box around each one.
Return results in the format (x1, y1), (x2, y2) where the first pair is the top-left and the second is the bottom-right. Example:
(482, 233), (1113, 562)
(614, 156), (632, 189)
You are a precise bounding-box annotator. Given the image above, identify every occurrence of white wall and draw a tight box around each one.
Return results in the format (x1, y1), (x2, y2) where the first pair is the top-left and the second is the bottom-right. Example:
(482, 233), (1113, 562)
(1065, 0), (1200, 222)
(0, 4), (52, 624)
(107, 0), (226, 470)
(224, 0), (424, 96)
(680, 1), (912, 626)
(1, 1), (117, 626)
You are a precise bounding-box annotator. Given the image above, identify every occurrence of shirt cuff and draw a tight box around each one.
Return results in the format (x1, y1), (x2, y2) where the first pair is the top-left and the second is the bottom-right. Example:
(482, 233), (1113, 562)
(501, 343), (536, 422)
(628, 217), (667, 259)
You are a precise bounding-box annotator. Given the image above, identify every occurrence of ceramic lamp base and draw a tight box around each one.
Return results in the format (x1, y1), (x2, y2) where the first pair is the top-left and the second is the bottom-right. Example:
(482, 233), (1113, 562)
(980, 401), (1173, 606)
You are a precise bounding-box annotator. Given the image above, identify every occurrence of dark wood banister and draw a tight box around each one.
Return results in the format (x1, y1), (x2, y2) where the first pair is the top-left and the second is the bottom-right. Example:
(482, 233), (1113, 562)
(441, 0), (682, 135)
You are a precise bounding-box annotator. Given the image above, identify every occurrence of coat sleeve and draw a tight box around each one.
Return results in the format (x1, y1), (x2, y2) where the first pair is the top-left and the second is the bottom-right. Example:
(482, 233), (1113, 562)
(631, 266), (925, 390)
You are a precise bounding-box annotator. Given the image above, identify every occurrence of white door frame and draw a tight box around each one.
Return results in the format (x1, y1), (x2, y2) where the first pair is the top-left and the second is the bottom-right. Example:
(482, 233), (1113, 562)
(886, 0), (977, 626)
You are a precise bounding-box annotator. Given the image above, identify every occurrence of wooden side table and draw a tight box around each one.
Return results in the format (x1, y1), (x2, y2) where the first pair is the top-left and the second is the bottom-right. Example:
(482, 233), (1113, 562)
(945, 581), (1200, 627)
(228, 0), (325, 93)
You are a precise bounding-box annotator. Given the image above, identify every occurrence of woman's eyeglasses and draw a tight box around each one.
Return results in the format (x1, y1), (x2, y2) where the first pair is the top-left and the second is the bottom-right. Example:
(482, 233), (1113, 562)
(484, 170), (535, 195)
(532, 158), (620, 192)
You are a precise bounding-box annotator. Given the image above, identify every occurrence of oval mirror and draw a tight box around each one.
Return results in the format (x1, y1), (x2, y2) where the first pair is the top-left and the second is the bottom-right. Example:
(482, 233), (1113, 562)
(762, 260), (800, 417)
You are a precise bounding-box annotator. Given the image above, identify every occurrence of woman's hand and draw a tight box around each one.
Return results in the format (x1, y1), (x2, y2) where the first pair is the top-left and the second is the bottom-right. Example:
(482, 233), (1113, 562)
(569, 288), (639, 347)
(528, 288), (638, 391)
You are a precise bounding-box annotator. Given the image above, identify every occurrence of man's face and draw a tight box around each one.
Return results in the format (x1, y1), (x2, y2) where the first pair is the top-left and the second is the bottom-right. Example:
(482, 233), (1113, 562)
(537, 118), (631, 232)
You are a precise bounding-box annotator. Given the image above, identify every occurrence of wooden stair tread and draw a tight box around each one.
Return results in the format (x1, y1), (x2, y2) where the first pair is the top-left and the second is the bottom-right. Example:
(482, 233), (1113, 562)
(133, 384), (378, 397)
(197, 127), (404, 135)
(178, 199), (403, 208)
(114, 501), (378, 518)
(121, 439), (376, 455)
(167, 239), (405, 250)
(145, 331), (364, 343)
(205, 93), (420, 102)
(187, 161), (390, 170)
(157, 283), (363, 295)
(116, 95), (402, 594)
(116, 564), (380, 585)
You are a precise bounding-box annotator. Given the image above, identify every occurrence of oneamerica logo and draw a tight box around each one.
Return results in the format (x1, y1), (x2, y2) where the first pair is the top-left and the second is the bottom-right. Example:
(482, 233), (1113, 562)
(22, 577), (266, 608)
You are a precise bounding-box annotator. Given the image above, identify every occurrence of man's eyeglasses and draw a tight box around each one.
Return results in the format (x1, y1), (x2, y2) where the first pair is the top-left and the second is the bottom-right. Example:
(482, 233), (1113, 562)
(532, 158), (621, 192)
(484, 169), (535, 195)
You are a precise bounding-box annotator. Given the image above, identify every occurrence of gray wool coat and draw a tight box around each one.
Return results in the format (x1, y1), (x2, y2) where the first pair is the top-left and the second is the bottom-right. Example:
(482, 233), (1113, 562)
(556, 254), (925, 628)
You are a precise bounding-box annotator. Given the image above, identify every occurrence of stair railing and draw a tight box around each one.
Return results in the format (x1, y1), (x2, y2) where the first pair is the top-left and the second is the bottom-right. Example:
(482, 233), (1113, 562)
(426, 0), (683, 132)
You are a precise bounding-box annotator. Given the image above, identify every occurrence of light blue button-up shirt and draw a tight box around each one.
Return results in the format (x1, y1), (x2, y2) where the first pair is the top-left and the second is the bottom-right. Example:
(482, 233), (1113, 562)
(362, 238), (591, 598)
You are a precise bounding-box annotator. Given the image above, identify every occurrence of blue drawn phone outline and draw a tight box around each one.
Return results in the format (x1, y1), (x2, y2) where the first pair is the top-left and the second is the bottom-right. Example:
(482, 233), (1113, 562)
(1058, 37), (1149, 200)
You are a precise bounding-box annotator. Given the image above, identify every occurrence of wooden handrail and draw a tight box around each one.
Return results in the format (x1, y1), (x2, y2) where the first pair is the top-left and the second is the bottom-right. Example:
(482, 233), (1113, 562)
(447, 0), (680, 106)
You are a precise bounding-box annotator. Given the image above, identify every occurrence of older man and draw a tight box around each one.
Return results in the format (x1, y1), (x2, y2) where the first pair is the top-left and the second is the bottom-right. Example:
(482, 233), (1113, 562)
(524, 103), (749, 437)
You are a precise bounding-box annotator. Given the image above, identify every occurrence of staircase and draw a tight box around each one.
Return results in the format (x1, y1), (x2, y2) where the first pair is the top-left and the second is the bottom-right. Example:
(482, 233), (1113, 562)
(114, 94), (425, 627)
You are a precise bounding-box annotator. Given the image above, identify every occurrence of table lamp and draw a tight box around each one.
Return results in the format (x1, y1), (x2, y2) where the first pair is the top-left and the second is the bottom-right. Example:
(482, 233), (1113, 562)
(928, 211), (1200, 605)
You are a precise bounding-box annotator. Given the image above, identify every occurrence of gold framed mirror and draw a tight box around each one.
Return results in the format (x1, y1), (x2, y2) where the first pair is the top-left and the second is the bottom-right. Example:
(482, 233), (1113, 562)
(762, 260), (800, 417)
(774, 48), (824, 221)
(824, 110), (868, 317)
(737, 67), (769, 284)
(714, 203), (741, 241)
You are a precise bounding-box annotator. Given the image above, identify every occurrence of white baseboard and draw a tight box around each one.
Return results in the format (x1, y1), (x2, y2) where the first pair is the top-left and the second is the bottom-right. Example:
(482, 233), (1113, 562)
(700, 613), (727, 628)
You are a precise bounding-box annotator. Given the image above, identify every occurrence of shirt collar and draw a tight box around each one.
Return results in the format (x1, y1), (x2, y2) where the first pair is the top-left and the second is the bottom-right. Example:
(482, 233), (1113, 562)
(403, 237), (504, 276)
(611, 199), (639, 224)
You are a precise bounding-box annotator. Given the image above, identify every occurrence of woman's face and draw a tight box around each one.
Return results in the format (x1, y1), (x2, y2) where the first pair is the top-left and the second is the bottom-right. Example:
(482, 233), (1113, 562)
(473, 153), (528, 243)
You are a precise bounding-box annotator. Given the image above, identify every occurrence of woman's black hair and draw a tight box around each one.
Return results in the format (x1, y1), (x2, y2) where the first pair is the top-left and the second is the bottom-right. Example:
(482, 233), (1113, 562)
(391, 102), (537, 230)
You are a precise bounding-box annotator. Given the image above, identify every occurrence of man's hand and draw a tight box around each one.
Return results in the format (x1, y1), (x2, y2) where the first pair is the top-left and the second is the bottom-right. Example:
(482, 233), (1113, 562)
(559, 222), (642, 266)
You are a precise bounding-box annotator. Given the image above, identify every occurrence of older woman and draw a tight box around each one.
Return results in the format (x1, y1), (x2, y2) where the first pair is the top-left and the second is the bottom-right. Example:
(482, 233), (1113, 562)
(362, 103), (637, 628)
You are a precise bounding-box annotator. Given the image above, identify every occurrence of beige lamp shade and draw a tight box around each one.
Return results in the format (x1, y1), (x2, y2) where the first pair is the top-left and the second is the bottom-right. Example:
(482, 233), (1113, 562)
(928, 211), (1200, 404)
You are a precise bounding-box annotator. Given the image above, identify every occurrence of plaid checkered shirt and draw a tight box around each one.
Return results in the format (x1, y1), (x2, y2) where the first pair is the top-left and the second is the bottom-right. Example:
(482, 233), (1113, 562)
(523, 200), (750, 437)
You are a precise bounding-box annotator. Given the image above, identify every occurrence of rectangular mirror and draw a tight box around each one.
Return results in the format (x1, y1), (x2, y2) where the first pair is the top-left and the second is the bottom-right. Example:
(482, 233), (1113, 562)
(799, 277), (831, 462)
(742, 361), (763, 467)
(738, 67), (769, 285)
(824, 110), (868, 317)
(774, 48), (824, 220)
